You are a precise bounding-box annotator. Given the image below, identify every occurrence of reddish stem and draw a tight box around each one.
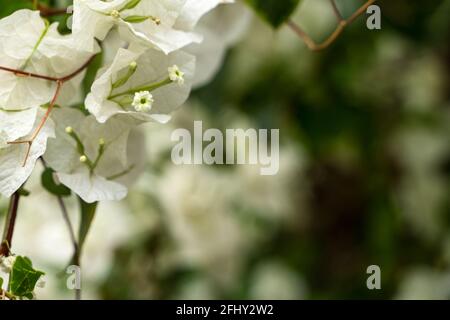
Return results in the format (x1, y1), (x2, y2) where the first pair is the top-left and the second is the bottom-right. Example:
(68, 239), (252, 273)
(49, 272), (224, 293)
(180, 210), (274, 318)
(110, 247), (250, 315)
(0, 192), (21, 257)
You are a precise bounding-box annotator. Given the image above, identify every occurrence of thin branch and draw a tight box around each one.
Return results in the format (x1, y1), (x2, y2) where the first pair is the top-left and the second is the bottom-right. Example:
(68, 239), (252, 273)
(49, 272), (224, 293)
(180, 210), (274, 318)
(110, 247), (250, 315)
(39, 158), (81, 300)
(0, 55), (96, 84)
(0, 66), (60, 82)
(39, 159), (78, 253)
(0, 192), (21, 257)
(288, 0), (377, 52)
(329, 0), (344, 22)
(0, 289), (16, 300)
(39, 7), (69, 17)
(29, 0), (69, 17)
(1, 55), (97, 166)
(59, 55), (97, 83)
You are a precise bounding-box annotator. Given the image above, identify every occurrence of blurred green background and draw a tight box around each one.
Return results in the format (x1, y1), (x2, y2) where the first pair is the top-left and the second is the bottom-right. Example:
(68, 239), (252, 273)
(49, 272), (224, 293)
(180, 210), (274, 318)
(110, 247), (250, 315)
(1, 0), (449, 299)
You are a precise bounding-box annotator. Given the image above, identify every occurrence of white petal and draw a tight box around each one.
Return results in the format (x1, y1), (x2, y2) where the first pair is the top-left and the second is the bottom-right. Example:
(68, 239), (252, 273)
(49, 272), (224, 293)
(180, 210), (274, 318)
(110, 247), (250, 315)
(0, 107), (38, 142)
(176, 0), (234, 30)
(58, 167), (128, 203)
(0, 110), (55, 197)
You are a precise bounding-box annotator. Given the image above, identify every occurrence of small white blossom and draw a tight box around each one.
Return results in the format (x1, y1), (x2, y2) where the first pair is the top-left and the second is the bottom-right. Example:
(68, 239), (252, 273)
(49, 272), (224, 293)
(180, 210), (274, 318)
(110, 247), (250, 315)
(132, 91), (154, 112)
(168, 65), (185, 85)
(110, 9), (120, 19)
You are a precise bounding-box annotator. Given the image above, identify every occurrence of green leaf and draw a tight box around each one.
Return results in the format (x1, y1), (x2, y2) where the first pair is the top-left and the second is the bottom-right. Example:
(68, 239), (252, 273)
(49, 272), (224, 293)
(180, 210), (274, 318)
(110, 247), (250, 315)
(41, 168), (71, 197)
(83, 53), (103, 96)
(0, 276), (3, 288)
(18, 188), (31, 197)
(120, 0), (142, 11)
(69, 198), (98, 269)
(78, 198), (98, 252)
(9, 256), (44, 298)
(245, 0), (301, 28)
(123, 15), (149, 23)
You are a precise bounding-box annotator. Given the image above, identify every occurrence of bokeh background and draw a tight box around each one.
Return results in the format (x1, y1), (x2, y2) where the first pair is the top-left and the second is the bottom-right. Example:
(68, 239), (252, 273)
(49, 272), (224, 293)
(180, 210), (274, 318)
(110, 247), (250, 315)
(0, 0), (449, 299)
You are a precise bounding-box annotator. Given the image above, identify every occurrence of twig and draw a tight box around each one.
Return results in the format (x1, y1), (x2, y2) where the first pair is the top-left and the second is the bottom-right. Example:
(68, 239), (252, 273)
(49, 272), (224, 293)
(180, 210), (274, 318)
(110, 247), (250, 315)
(1, 55), (97, 166)
(39, 159), (78, 254)
(288, 0), (377, 51)
(0, 289), (16, 300)
(329, 0), (344, 22)
(39, 158), (81, 300)
(39, 7), (69, 17)
(0, 192), (21, 257)
(29, 0), (69, 17)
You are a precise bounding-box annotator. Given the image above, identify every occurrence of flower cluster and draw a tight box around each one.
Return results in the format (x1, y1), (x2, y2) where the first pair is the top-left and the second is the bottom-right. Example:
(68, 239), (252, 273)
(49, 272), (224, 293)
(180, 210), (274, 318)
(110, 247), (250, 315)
(0, 0), (243, 203)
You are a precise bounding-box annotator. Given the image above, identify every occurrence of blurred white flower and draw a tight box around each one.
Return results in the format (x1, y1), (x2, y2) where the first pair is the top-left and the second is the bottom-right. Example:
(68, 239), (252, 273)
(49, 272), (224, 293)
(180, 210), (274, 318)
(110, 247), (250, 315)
(392, 126), (449, 240)
(186, 1), (252, 88)
(396, 268), (450, 300)
(158, 165), (246, 285)
(248, 261), (308, 300)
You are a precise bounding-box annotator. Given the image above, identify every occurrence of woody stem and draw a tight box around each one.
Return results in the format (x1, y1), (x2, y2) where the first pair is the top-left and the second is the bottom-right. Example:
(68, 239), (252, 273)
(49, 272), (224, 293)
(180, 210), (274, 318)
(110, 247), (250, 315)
(1, 55), (97, 166)
(0, 191), (21, 257)
(287, 0), (377, 51)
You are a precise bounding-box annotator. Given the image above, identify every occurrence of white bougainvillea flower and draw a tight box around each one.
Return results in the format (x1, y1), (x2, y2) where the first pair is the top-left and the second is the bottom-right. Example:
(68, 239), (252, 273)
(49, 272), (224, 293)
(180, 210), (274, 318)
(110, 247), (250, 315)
(85, 47), (195, 123)
(186, 1), (251, 88)
(168, 64), (185, 85)
(44, 108), (144, 203)
(0, 110), (55, 197)
(175, 0), (234, 31)
(0, 10), (97, 112)
(72, 0), (233, 54)
(72, 0), (197, 54)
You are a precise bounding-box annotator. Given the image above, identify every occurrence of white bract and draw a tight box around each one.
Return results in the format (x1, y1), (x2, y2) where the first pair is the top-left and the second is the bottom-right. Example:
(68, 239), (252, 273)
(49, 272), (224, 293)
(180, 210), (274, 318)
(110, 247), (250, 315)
(44, 108), (144, 203)
(0, 110), (55, 197)
(0, 10), (97, 112)
(85, 47), (195, 123)
(185, 0), (251, 88)
(72, 0), (231, 54)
